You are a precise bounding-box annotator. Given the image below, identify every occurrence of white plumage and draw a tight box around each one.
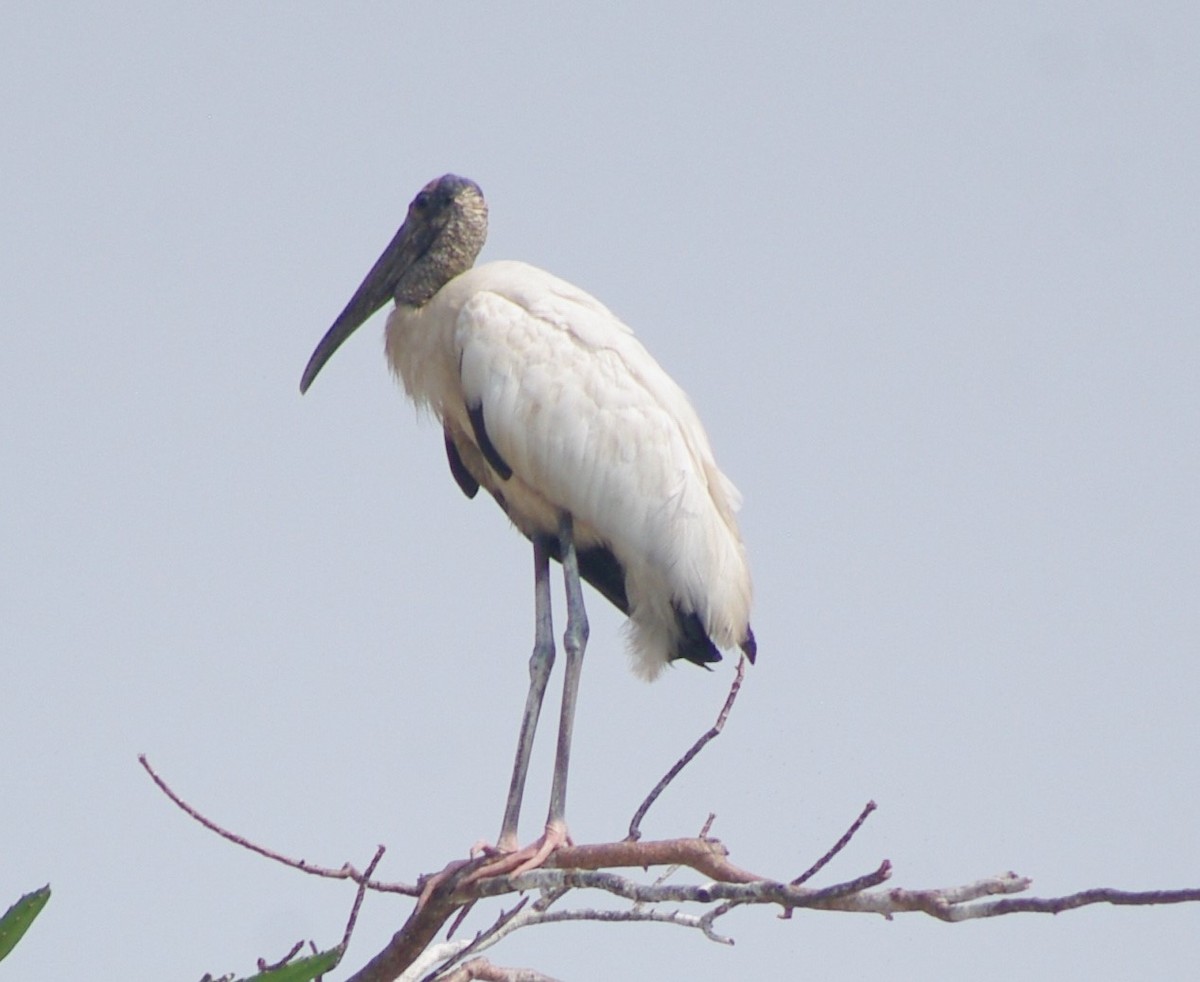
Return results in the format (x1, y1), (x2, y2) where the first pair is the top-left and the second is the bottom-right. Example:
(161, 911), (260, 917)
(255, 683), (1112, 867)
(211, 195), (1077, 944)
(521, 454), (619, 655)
(300, 174), (754, 868)
(384, 259), (752, 679)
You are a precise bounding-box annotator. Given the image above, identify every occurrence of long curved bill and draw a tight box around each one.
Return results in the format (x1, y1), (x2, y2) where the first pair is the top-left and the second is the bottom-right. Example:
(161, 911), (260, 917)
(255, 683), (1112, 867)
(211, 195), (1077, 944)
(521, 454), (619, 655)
(299, 221), (420, 393)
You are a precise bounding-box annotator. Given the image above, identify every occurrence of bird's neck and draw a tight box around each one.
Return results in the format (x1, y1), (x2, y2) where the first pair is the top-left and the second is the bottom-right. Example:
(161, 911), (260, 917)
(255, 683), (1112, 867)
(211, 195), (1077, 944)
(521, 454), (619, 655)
(396, 209), (487, 307)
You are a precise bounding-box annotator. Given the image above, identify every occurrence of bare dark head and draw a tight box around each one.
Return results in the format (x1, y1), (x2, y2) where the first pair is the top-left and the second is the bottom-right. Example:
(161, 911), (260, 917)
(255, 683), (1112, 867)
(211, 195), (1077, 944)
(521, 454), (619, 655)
(299, 175), (488, 393)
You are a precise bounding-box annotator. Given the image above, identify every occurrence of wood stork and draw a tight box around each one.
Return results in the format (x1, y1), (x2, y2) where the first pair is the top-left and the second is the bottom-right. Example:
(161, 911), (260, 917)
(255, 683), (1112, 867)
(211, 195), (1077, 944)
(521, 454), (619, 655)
(300, 175), (755, 871)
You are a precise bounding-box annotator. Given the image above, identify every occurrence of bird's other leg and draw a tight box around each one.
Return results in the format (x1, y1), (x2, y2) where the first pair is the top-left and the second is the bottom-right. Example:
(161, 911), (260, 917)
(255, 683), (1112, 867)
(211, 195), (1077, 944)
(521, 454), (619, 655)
(494, 534), (555, 853)
(546, 510), (588, 831)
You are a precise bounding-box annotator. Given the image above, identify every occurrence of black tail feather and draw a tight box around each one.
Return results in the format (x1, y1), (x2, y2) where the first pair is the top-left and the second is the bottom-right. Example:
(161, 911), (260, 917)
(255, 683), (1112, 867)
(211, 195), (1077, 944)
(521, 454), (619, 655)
(529, 530), (750, 671)
(671, 605), (723, 668)
(740, 625), (757, 663)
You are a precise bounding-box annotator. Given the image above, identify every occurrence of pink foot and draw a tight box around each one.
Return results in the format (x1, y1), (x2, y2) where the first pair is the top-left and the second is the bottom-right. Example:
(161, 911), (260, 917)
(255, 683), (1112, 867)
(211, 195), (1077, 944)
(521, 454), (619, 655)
(417, 822), (573, 908)
(416, 856), (477, 910)
(464, 821), (573, 884)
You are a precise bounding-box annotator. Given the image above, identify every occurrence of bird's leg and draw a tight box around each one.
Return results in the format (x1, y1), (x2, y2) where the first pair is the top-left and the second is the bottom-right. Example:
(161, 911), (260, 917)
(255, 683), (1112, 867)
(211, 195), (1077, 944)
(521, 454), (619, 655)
(494, 534), (556, 853)
(418, 553), (554, 906)
(416, 539), (557, 907)
(465, 514), (586, 882)
(544, 510), (589, 838)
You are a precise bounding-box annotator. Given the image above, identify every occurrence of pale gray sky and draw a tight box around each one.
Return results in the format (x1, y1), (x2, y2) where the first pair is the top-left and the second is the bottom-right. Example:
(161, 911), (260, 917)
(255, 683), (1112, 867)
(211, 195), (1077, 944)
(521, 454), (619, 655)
(3, 3), (1198, 980)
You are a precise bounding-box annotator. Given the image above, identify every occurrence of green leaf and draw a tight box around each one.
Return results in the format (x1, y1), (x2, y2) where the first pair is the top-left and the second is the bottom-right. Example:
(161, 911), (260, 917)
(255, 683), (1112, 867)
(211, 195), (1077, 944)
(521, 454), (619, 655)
(235, 947), (341, 982)
(0, 885), (51, 962)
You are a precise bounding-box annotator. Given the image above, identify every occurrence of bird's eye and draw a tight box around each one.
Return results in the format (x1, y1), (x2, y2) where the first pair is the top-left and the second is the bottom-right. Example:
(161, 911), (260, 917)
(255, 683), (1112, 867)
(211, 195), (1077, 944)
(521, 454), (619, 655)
(414, 191), (431, 211)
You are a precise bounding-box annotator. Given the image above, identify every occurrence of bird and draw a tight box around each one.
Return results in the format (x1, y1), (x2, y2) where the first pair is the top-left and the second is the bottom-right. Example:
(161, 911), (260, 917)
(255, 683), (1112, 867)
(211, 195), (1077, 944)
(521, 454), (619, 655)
(300, 174), (755, 873)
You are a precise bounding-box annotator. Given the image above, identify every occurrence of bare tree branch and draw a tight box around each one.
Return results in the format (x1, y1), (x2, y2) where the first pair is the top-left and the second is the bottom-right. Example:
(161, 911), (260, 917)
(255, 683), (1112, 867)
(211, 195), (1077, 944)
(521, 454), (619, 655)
(397, 941), (472, 982)
(791, 800), (877, 886)
(346, 858), (493, 982)
(142, 755), (1200, 982)
(835, 883), (1200, 921)
(139, 754), (418, 896)
(541, 836), (765, 883)
(437, 959), (563, 982)
(425, 899), (531, 982)
(436, 903), (735, 969)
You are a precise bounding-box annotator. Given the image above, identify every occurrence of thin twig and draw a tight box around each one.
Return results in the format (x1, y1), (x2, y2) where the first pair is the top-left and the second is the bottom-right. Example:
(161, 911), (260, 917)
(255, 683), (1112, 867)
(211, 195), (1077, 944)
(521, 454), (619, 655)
(698, 902), (738, 944)
(445, 901), (477, 941)
(627, 657), (747, 840)
(791, 800), (877, 886)
(526, 906), (735, 946)
(347, 859), (485, 982)
(929, 884), (1200, 920)
(531, 885), (568, 913)
(803, 861), (893, 902)
(988, 886), (1200, 913)
(138, 754), (418, 895)
(257, 940), (305, 972)
(342, 845), (387, 954)
(427, 899), (530, 982)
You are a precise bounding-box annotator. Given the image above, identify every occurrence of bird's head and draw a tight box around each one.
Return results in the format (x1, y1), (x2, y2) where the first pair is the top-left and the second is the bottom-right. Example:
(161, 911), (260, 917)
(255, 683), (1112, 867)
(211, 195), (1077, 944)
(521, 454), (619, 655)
(300, 174), (488, 393)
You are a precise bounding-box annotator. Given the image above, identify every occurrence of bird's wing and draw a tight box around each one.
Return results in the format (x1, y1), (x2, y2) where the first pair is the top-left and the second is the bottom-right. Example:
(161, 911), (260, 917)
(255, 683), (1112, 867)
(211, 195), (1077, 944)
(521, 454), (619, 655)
(453, 266), (742, 553)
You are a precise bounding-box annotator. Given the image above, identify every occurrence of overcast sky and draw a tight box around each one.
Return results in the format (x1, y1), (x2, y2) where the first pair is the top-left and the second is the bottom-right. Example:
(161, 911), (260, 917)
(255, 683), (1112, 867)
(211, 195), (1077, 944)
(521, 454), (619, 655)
(3, 3), (1198, 980)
